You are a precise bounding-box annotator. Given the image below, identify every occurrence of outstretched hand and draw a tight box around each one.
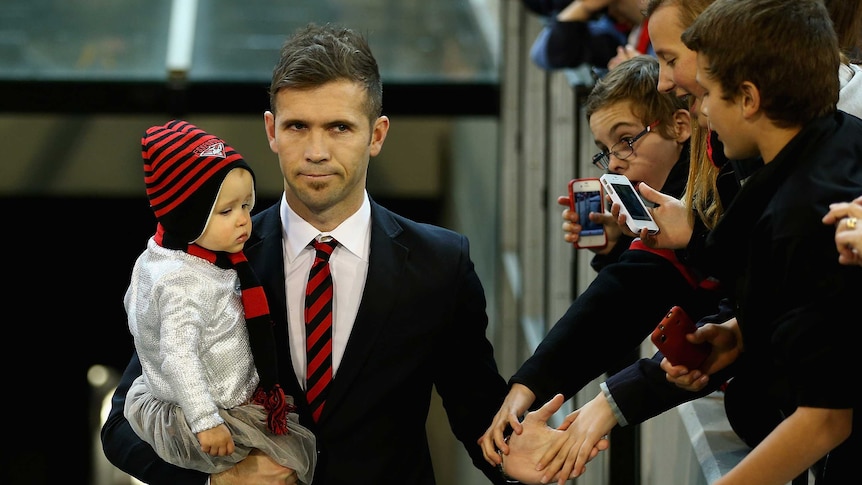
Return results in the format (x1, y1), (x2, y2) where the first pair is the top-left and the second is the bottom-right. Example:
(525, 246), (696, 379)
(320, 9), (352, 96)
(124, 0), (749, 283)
(535, 392), (614, 484)
(501, 394), (568, 485)
(479, 383), (536, 465)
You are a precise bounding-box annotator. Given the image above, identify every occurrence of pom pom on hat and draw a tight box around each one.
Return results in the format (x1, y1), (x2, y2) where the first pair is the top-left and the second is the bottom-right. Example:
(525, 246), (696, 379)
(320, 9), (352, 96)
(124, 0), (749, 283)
(142, 120), (253, 243)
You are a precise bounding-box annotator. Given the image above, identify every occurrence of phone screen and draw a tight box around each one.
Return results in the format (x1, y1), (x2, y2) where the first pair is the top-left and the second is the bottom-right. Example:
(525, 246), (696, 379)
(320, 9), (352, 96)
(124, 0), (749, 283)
(575, 190), (604, 236)
(611, 182), (651, 221)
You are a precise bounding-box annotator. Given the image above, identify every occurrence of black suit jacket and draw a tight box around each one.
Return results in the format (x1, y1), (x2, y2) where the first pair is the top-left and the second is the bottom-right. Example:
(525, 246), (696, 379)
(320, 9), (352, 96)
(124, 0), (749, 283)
(101, 198), (510, 485)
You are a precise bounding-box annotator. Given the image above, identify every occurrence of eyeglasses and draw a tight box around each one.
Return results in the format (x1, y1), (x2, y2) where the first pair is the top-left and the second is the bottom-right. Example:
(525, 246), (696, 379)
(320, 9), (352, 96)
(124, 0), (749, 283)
(592, 120), (660, 171)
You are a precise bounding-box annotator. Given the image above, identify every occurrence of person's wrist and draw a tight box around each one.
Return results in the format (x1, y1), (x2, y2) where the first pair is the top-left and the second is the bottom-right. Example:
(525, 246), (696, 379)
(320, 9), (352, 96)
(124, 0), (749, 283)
(495, 436), (520, 484)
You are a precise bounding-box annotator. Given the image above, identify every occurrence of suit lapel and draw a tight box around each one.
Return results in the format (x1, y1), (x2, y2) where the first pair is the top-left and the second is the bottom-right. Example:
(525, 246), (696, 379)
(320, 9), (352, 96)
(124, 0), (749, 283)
(317, 202), (407, 423)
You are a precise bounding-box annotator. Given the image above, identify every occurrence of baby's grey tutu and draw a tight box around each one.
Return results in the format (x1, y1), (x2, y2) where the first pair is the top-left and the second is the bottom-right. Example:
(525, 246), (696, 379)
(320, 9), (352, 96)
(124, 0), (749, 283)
(125, 376), (316, 484)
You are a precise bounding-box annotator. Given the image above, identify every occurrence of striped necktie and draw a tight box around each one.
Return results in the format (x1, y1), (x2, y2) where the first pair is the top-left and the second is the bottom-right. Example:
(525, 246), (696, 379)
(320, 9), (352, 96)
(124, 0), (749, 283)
(305, 237), (337, 422)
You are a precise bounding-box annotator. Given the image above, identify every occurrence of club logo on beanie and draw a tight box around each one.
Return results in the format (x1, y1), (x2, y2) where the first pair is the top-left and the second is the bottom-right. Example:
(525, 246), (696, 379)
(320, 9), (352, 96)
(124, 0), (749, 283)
(197, 139), (226, 159)
(142, 119), (254, 244)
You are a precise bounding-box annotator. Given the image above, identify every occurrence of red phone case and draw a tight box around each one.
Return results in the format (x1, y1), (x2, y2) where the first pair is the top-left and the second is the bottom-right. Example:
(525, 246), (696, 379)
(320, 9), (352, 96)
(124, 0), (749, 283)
(650, 306), (711, 369)
(568, 178), (607, 249)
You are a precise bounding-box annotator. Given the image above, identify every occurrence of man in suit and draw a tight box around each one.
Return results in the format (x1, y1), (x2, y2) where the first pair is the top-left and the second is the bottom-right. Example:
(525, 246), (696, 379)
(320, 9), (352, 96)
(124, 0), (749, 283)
(101, 22), (511, 485)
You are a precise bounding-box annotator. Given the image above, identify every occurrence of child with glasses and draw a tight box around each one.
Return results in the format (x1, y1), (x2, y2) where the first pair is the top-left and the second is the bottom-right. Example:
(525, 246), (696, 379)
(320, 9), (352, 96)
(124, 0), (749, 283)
(559, 58), (690, 271)
(591, 120), (660, 172)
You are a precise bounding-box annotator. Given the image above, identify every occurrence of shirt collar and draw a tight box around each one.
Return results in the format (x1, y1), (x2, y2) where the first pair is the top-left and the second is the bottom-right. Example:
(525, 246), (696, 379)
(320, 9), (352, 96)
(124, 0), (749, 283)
(280, 191), (371, 262)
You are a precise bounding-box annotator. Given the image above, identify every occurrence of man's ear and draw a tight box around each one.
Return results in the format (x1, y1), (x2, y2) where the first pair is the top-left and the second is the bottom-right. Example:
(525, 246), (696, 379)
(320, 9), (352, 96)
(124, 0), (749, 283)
(369, 115), (389, 157)
(739, 81), (760, 118)
(673, 108), (692, 143)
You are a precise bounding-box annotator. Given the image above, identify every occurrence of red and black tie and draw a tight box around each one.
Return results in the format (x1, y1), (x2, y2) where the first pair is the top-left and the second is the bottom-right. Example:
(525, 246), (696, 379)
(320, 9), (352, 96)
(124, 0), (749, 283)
(305, 237), (337, 422)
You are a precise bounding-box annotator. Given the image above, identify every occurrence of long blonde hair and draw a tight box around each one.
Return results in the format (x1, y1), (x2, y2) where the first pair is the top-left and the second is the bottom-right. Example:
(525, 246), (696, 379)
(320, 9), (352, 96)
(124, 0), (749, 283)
(684, 116), (722, 229)
(647, 0), (721, 229)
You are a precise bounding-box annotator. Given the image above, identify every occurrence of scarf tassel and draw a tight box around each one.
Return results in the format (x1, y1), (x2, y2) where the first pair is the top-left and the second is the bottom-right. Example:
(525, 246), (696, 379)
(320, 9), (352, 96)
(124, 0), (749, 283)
(253, 384), (295, 435)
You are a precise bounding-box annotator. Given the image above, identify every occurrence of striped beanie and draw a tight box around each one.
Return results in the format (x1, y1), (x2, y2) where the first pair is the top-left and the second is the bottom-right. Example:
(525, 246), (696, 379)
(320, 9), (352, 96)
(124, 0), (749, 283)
(142, 120), (253, 243)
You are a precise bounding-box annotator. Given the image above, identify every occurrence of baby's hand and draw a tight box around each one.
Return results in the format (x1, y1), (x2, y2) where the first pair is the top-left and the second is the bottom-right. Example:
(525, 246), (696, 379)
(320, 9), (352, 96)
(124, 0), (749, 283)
(198, 424), (235, 456)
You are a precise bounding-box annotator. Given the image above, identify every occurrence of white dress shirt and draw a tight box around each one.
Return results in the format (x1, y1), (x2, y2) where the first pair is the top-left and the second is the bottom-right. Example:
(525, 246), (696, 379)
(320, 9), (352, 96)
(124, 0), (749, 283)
(279, 192), (371, 389)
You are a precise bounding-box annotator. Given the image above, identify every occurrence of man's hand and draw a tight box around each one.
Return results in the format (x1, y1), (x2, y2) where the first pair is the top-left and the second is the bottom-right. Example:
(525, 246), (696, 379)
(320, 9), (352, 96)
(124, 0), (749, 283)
(479, 383), (536, 465)
(537, 392), (614, 484)
(211, 450), (298, 485)
(502, 394), (568, 485)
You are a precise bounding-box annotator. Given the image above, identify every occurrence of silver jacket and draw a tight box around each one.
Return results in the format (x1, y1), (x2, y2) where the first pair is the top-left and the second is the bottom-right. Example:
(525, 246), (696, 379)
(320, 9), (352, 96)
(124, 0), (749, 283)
(124, 238), (259, 434)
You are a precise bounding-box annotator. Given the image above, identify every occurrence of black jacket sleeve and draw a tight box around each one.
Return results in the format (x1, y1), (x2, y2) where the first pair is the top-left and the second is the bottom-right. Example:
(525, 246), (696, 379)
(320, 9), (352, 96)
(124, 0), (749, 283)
(604, 299), (739, 426)
(510, 247), (722, 407)
(100, 352), (209, 485)
(604, 352), (736, 426)
(589, 234), (633, 273)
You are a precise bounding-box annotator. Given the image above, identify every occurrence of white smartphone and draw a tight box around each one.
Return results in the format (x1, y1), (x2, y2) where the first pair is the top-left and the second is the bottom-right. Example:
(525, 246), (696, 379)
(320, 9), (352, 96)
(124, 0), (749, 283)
(599, 173), (660, 235)
(568, 178), (607, 249)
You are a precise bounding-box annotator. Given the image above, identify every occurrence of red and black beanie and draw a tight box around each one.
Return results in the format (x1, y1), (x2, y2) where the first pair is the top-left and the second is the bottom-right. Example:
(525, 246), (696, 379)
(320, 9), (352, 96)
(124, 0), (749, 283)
(142, 120), (254, 243)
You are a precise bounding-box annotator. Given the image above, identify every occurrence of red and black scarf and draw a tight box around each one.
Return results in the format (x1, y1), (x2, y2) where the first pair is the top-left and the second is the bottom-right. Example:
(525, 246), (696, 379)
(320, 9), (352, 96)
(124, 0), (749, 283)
(155, 224), (293, 435)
